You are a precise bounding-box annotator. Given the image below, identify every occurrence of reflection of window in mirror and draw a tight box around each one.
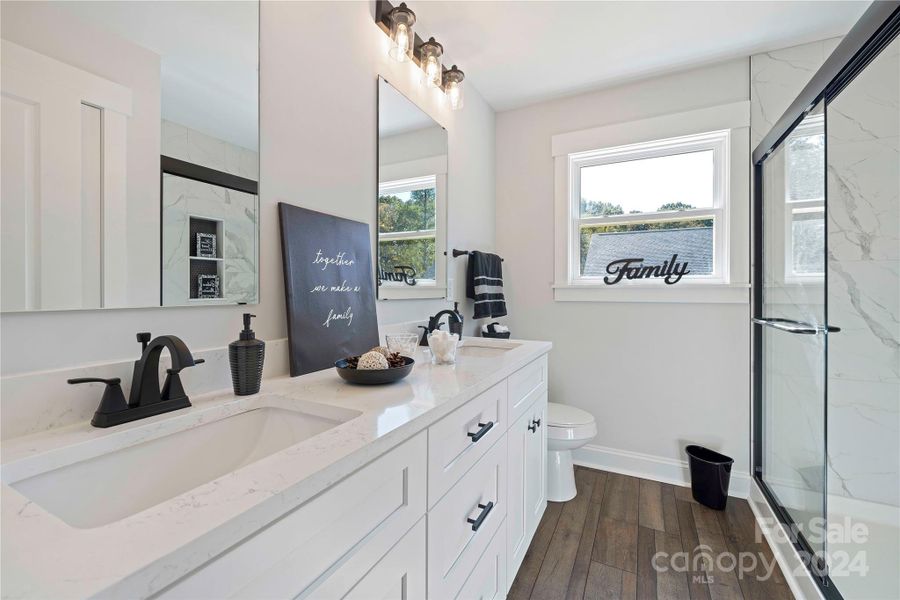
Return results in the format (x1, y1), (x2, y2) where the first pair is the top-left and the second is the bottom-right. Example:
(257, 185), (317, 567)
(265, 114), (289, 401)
(377, 77), (448, 300)
(378, 176), (438, 287)
(784, 111), (825, 280)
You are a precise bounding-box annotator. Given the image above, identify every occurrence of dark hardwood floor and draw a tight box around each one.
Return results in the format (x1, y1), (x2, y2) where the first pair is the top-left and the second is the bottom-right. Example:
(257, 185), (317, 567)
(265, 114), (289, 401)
(509, 466), (794, 600)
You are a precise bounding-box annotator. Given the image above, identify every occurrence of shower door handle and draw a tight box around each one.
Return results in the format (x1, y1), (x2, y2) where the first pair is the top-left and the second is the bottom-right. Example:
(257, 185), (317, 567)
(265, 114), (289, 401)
(752, 318), (840, 334)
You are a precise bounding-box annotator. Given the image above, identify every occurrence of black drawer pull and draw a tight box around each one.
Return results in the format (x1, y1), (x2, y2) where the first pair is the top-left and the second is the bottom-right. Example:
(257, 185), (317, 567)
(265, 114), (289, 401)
(532, 418), (541, 428)
(528, 421), (537, 433)
(467, 421), (494, 443)
(467, 501), (494, 531)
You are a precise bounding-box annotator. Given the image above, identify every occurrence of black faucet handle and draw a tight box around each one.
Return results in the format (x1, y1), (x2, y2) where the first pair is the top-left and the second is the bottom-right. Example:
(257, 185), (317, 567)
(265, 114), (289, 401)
(136, 332), (151, 351)
(68, 377), (129, 426)
(68, 377), (122, 386)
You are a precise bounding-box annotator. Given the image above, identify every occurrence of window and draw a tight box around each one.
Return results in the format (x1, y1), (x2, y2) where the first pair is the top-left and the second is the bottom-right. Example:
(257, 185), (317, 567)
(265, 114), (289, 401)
(378, 175), (437, 286)
(784, 113), (824, 278)
(568, 130), (729, 284)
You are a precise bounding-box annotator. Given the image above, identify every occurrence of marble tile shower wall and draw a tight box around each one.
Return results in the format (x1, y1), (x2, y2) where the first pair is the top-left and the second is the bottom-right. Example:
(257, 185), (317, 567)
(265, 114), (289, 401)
(162, 119), (259, 180)
(750, 37), (842, 148)
(826, 37), (899, 507)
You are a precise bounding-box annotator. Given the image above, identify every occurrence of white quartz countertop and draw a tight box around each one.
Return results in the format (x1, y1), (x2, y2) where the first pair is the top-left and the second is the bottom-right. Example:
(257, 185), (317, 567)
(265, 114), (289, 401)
(0, 338), (551, 599)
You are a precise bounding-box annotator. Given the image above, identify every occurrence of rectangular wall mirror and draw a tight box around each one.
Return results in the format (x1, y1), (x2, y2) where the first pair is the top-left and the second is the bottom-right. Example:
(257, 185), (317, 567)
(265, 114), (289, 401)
(0, 1), (259, 312)
(377, 77), (448, 300)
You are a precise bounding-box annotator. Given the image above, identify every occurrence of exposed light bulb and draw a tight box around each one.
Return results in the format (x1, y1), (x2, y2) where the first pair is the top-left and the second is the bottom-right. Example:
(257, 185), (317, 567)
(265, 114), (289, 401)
(395, 24), (409, 56)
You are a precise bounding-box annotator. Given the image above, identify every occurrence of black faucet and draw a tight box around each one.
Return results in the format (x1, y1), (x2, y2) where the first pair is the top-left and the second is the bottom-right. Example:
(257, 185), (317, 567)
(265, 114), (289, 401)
(68, 332), (204, 428)
(420, 306), (464, 346)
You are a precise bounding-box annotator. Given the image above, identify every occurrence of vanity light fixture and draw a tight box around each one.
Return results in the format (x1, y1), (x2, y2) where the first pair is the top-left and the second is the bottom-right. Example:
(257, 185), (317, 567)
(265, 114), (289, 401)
(443, 65), (465, 110)
(419, 37), (443, 88)
(387, 2), (416, 62)
(376, 0), (466, 110)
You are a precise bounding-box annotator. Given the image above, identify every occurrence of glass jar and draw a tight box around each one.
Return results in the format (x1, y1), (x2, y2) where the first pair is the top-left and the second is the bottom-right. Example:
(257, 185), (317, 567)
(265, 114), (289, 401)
(427, 331), (459, 365)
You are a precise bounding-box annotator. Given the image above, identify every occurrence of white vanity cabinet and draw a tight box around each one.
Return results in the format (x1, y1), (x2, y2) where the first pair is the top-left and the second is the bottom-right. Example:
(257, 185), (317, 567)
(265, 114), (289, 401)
(156, 432), (428, 599)
(155, 353), (549, 600)
(507, 392), (548, 581)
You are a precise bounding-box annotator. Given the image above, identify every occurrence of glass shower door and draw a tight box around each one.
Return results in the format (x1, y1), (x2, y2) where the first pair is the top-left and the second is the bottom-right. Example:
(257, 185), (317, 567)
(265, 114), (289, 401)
(757, 102), (829, 566)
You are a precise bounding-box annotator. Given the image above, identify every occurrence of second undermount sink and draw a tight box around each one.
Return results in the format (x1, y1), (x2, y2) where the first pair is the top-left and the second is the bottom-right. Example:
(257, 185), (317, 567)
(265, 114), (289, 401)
(6, 400), (359, 529)
(457, 339), (521, 357)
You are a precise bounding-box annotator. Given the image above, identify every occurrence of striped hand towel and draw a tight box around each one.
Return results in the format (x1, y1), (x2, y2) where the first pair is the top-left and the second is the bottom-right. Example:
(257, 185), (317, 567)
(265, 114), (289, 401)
(466, 251), (507, 319)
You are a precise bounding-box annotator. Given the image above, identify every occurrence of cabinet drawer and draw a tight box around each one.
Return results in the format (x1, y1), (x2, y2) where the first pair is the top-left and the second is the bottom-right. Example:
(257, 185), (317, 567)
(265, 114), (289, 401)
(428, 433), (507, 600)
(456, 520), (507, 600)
(428, 380), (507, 506)
(157, 432), (427, 599)
(300, 517), (426, 600)
(508, 354), (548, 423)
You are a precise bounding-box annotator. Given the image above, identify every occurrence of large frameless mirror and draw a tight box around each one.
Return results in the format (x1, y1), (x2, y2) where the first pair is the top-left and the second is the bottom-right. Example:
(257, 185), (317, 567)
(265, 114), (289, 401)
(376, 77), (448, 300)
(0, 1), (259, 312)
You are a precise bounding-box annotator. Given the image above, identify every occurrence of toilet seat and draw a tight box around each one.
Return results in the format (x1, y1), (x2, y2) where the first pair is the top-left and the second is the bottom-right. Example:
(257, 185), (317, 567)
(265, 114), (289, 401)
(547, 402), (597, 441)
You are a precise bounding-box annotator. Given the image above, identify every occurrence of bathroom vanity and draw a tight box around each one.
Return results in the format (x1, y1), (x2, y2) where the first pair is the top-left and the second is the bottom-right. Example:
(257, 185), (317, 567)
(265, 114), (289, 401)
(1, 338), (550, 599)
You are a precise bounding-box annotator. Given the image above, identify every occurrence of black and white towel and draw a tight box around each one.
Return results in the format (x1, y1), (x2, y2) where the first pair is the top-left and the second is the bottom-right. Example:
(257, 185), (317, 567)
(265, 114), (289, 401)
(466, 251), (507, 319)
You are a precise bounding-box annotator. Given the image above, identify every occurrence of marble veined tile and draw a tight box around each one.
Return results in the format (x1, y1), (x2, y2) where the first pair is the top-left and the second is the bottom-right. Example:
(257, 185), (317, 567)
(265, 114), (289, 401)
(827, 139), (900, 262)
(828, 260), (899, 383)
(751, 39), (839, 147)
(161, 119), (259, 180)
(828, 378), (900, 505)
(824, 35), (900, 508)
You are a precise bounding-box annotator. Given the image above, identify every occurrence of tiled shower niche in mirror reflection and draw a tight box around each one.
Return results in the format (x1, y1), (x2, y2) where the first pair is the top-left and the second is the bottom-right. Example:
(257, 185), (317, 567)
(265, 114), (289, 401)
(0, 1), (259, 311)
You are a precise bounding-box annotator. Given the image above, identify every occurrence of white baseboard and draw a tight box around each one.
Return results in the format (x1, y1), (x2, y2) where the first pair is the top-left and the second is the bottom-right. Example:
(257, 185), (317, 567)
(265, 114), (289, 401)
(748, 480), (825, 600)
(572, 443), (751, 498)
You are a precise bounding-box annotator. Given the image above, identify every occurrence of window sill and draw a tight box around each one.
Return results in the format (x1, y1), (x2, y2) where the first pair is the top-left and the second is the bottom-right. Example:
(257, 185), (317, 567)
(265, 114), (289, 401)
(553, 283), (750, 304)
(378, 286), (447, 300)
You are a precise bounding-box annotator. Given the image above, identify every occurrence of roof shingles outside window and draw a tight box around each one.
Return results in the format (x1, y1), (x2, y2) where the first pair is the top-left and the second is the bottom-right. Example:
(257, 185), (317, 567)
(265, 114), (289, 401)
(583, 226), (714, 277)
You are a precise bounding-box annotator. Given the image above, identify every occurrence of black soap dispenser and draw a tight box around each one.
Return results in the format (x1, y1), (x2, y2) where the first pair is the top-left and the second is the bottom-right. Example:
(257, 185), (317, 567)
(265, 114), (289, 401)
(229, 313), (265, 395)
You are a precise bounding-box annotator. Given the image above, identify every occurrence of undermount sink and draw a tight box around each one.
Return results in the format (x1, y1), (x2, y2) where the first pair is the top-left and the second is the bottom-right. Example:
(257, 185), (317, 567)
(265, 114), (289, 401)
(457, 339), (521, 357)
(6, 401), (359, 529)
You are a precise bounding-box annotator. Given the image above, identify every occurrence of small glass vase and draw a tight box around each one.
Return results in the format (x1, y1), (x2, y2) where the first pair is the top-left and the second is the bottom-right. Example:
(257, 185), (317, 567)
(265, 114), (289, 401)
(427, 331), (459, 365)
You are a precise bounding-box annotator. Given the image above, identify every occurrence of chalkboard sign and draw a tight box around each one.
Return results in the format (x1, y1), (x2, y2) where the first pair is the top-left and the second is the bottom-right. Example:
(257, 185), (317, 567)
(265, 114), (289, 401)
(279, 203), (379, 376)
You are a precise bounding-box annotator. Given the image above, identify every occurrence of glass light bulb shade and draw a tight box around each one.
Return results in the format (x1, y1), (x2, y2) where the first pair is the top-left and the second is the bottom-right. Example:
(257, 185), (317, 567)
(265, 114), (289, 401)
(419, 37), (443, 88)
(446, 80), (464, 110)
(443, 65), (465, 110)
(388, 4), (416, 62)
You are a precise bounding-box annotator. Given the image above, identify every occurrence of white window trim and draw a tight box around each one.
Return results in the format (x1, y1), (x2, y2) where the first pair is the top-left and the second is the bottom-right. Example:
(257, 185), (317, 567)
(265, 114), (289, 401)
(552, 101), (751, 304)
(377, 171), (448, 299)
(569, 130), (729, 286)
(783, 113), (826, 283)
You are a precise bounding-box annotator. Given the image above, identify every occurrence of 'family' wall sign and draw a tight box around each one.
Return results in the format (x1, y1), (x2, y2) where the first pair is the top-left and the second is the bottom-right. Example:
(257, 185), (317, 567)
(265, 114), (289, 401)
(604, 254), (690, 285)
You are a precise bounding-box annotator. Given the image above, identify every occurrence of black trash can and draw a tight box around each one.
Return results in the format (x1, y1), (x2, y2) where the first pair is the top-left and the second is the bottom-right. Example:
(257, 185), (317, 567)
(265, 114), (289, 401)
(685, 445), (734, 510)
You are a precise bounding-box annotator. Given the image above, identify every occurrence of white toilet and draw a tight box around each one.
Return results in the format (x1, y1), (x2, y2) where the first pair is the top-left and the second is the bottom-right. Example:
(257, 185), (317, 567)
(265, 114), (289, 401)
(547, 402), (598, 502)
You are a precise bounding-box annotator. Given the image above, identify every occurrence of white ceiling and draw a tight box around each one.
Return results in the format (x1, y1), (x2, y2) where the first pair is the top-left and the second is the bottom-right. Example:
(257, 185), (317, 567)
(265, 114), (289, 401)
(411, 1), (871, 111)
(58, 1), (258, 151)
